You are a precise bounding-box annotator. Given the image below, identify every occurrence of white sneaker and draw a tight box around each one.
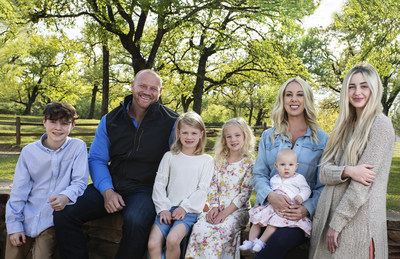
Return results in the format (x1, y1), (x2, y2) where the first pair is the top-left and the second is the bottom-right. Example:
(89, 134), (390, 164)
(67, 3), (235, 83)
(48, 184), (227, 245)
(252, 238), (266, 253)
(239, 240), (254, 251)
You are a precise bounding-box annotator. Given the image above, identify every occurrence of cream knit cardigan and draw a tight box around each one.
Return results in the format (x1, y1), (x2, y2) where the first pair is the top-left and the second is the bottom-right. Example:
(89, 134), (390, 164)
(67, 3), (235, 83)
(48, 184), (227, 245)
(310, 114), (395, 259)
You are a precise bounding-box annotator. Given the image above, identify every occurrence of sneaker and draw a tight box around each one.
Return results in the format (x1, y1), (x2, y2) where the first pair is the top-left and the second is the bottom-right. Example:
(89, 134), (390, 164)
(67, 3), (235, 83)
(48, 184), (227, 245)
(239, 240), (254, 251)
(252, 238), (266, 253)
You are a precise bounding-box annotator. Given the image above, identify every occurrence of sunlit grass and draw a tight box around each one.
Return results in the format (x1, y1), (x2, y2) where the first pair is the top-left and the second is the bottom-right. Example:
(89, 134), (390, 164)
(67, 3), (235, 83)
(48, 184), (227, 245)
(0, 156), (18, 179)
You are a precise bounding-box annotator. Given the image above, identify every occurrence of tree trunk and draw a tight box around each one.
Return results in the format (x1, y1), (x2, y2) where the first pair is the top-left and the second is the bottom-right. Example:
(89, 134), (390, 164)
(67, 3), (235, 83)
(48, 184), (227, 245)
(192, 54), (208, 114)
(248, 99), (253, 126)
(101, 43), (110, 117)
(181, 95), (191, 112)
(255, 108), (264, 126)
(88, 81), (99, 119)
(23, 84), (40, 115)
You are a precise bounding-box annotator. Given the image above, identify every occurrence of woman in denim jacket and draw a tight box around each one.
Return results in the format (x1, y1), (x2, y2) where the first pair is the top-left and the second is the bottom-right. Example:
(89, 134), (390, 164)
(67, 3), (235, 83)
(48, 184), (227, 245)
(252, 77), (328, 258)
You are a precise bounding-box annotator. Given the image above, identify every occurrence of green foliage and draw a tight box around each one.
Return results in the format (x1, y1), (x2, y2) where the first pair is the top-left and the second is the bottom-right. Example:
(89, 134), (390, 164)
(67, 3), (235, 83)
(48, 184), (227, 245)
(0, 30), (84, 114)
(317, 108), (338, 136)
(317, 95), (339, 135)
(302, 0), (400, 115)
(201, 100), (232, 125)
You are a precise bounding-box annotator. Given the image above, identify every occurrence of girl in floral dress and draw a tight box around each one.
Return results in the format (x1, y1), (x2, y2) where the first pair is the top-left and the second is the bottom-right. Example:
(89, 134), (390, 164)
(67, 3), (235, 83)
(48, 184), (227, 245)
(185, 117), (255, 259)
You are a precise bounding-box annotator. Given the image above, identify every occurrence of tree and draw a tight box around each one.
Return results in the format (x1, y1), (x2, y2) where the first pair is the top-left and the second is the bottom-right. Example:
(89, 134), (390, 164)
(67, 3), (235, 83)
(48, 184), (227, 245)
(301, 0), (400, 115)
(29, 1), (231, 73)
(159, 1), (316, 114)
(0, 32), (82, 114)
(27, 0), (318, 115)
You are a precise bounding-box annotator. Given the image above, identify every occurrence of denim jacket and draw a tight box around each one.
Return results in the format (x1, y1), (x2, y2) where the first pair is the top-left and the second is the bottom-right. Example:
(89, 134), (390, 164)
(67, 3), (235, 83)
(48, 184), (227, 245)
(252, 126), (328, 218)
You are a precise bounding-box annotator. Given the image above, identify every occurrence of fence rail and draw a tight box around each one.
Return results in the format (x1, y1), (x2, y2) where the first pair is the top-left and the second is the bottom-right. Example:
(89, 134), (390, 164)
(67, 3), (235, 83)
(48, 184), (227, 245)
(0, 117), (269, 146)
(0, 117), (98, 145)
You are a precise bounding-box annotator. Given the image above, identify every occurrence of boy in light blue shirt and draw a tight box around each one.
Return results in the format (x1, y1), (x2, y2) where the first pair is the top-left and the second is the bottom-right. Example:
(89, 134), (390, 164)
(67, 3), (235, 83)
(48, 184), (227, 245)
(5, 102), (89, 259)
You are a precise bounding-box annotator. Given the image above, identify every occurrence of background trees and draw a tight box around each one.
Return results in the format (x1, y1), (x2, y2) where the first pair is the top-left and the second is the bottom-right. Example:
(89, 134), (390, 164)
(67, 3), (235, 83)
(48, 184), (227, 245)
(0, 0), (399, 130)
(303, 0), (400, 116)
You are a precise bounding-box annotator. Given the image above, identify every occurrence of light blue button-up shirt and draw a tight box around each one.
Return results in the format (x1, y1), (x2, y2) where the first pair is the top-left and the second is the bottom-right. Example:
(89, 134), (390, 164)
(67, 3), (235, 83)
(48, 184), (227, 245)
(252, 127), (328, 218)
(6, 134), (89, 237)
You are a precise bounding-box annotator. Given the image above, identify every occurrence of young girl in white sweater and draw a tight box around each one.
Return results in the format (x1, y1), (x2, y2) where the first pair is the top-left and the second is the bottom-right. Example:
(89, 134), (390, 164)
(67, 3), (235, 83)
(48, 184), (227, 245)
(147, 111), (214, 259)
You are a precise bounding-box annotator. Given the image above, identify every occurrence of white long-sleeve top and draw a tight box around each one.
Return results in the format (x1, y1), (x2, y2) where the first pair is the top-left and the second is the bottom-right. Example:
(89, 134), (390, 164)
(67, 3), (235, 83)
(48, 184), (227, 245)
(152, 151), (214, 214)
(270, 173), (311, 202)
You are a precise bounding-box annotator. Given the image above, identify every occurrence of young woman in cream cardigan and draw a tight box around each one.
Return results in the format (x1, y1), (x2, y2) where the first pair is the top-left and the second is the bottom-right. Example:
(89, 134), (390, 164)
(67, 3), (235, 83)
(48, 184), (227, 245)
(310, 63), (395, 259)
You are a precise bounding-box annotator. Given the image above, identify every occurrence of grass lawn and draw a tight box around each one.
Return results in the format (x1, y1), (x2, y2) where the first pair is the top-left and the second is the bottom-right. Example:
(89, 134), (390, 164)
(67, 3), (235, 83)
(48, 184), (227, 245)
(387, 141), (400, 211)
(0, 156), (18, 179)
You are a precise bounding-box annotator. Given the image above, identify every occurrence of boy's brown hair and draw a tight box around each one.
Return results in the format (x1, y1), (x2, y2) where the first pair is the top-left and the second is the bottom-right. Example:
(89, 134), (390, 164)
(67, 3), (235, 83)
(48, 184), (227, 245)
(43, 102), (79, 122)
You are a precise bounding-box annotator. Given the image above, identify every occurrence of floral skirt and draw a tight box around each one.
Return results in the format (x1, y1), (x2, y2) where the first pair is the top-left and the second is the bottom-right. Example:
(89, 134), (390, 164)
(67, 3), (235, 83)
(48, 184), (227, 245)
(185, 209), (249, 258)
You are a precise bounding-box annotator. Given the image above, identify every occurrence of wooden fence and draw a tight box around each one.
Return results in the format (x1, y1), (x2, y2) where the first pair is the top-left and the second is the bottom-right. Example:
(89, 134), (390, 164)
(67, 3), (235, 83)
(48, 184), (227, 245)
(0, 117), (269, 146)
(0, 117), (98, 145)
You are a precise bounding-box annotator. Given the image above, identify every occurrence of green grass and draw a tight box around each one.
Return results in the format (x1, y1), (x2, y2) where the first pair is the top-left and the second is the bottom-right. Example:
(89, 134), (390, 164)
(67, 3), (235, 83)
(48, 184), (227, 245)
(387, 142), (400, 211)
(0, 156), (19, 179)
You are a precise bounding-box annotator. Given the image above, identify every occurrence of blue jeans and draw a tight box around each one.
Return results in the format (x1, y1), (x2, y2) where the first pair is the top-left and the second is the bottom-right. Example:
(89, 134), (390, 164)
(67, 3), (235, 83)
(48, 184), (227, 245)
(53, 184), (155, 259)
(254, 227), (308, 259)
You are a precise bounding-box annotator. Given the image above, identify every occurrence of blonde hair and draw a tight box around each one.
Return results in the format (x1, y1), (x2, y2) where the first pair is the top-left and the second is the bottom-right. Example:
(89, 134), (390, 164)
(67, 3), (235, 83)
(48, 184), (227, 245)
(270, 77), (320, 143)
(214, 117), (256, 165)
(171, 111), (207, 155)
(322, 63), (382, 166)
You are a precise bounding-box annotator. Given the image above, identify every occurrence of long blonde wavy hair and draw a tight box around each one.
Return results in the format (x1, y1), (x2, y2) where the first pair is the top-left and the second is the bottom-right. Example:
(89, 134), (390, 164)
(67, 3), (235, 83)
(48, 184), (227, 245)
(171, 111), (207, 155)
(214, 117), (256, 165)
(270, 77), (320, 144)
(321, 63), (382, 166)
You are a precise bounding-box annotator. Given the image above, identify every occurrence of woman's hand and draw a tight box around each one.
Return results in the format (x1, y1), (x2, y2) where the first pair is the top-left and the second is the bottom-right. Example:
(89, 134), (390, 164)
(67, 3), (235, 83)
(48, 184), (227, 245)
(343, 164), (375, 186)
(206, 207), (219, 224)
(326, 227), (339, 254)
(267, 191), (292, 213)
(282, 204), (308, 221)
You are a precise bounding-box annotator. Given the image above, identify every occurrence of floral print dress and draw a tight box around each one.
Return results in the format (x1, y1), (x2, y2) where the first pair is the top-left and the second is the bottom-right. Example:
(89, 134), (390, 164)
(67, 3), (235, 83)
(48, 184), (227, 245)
(185, 158), (254, 259)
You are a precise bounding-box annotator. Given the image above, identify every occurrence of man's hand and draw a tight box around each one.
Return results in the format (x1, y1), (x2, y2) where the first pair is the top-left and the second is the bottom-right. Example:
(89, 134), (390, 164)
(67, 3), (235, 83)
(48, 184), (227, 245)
(9, 232), (26, 247)
(102, 189), (125, 213)
(48, 195), (70, 211)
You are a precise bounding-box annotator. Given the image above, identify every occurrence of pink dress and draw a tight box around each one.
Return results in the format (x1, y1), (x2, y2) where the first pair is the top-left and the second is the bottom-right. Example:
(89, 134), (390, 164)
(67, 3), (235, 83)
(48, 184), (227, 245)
(249, 173), (312, 236)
